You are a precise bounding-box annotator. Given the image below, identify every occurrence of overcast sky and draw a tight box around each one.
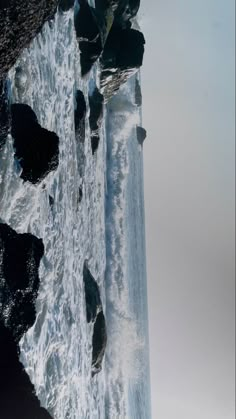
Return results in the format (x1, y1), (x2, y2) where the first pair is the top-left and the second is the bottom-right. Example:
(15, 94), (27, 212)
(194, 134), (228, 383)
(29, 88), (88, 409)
(139, 1), (235, 418)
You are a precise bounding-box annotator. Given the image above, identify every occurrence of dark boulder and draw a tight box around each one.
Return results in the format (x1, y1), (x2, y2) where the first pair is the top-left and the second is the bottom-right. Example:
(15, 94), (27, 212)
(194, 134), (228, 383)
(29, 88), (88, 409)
(136, 126), (146, 146)
(114, 0), (140, 27)
(0, 0), (58, 80)
(11, 104), (59, 184)
(0, 322), (53, 419)
(75, 0), (103, 76)
(0, 223), (44, 342)
(134, 77), (142, 106)
(74, 90), (86, 143)
(0, 79), (10, 150)
(59, 0), (74, 12)
(100, 25), (145, 101)
(92, 310), (107, 376)
(83, 261), (102, 323)
(88, 87), (104, 154)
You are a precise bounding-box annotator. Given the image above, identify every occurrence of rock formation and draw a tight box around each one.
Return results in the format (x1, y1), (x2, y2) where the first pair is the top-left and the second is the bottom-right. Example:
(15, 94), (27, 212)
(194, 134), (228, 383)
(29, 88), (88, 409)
(100, 25), (145, 101)
(92, 311), (107, 376)
(83, 261), (102, 323)
(136, 125), (146, 146)
(88, 87), (104, 154)
(0, 0), (58, 80)
(74, 0), (103, 76)
(74, 90), (86, 144)
(11, 104), (59, 184)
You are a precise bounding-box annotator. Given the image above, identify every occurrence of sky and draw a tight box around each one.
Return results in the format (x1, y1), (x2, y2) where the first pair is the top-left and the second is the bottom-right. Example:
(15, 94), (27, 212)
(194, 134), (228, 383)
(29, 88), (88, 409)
(139, 1), (235, 418)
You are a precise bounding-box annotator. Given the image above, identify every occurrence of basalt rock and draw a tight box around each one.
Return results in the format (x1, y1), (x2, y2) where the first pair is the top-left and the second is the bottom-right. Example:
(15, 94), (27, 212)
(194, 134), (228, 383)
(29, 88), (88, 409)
(136, 126), (146, 146)
(88, 87), (104, 154)
(75, 0), (103, 76)
(0, 79), (10, 150)
(0, 0), (58, 80)
(59, 0), (74, 12)
(92, 310), (107, 376)
(11, 104), (59, 184)
(100, 25), (145, 101)
(83, 261), (102, 323)
(74, 90), (86, 143)
(0, 322), (53, 419)
(0, 223), (44, 342)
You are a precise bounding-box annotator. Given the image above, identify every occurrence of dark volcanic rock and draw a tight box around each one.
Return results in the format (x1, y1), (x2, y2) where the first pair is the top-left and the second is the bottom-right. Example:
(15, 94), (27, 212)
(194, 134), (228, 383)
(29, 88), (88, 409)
(74, 90), (86, 143)
(59, 0), (74, 12)
(88, 87), (104, 154)
(0, 322), (53, 419)
(114, 0), (140, 27)
(11, 104), (59, 184)
(136, 126), (146, 146)
(0, 0), (58, 80)
(92, 311), (107, 376)
(75, 0), (103, 76)
(0, 223), (44, 342)
(83, 261), (102, 323)
(0, 80), (10, 150)
(134, 77), (142, 106)
(100, 25), (145, 101)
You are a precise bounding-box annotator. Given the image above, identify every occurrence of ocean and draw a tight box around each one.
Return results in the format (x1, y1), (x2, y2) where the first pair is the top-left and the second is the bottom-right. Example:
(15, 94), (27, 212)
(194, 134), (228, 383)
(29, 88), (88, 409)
(0, 4), (151, 419)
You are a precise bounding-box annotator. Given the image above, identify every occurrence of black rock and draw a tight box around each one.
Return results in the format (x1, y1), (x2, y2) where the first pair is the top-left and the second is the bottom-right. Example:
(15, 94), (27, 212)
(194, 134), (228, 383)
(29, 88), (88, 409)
(0, 223), (44, 342)
(75, 0), (103, 76)
(49, 195), (54, 207)
(100, 25), (145, 101)
(88, 87), (104, 154)
(83, 261), (102, 323)
(0, 0), (58, 80)
(114, 0), (140, 27)
(0, 79), (10, 150)
(0, 322), (53, 419)
(134, 77), (142, 106)
(136, 126), (146, 146)
(11, 104), (59, 184)
(74, 90), (86, 143)
(59, 0), (74, 12)
(92, 310), (107, 376)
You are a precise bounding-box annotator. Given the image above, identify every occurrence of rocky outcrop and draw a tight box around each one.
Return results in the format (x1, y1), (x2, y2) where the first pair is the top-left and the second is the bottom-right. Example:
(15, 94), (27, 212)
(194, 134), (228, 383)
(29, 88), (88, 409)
(135, 77), (142, 106)
(88, 87), (104, 154)
(74, 90), (86, 143)
(11, 104), (59, 184)
(0, 0), (58, 80)
(136, 126), (146, 146)
(83, 261), (102, 323)
(75, 0), (103, 76)
(100, 25), (145, 101)
(0, 322), (53, 419)
(92, 311), (107, 376)
(0, 224), (51, 417)
(0, 223), (44, 342)
(83, 261), (107, 376)
(0, 80), (10, 150)
(59, 0), (74, 12)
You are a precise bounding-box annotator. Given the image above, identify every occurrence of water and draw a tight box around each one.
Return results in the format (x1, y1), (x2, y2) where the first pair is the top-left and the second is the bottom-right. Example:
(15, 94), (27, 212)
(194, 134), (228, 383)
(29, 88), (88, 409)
(0, 6), (151, 419)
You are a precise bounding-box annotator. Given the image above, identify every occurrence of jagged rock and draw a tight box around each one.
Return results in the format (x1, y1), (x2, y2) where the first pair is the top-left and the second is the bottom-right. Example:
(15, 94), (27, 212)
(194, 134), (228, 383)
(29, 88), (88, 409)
(11, 104), (59, 184)
(135, 77), (142, 106)
(92, 311), (107, 376)
(136, 126), (146, 146)
(74, 90), (86, 143)
(0, 223), (44, 342)
(0, 79), (10, 150)
(83, 261), (102, 323)
(114, 0), (140, 27)
(75, 0), (103, 76)
(88, 87), (104, 154)
(0, 0), (58, 80)
(0, 322), (53, 419)
(100, 25), (145, 101)
(59, 0), (74, 12)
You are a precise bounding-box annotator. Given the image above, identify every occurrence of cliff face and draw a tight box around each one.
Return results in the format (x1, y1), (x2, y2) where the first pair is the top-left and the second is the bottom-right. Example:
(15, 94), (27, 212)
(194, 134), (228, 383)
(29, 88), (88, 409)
(0, 0), (59, 80)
